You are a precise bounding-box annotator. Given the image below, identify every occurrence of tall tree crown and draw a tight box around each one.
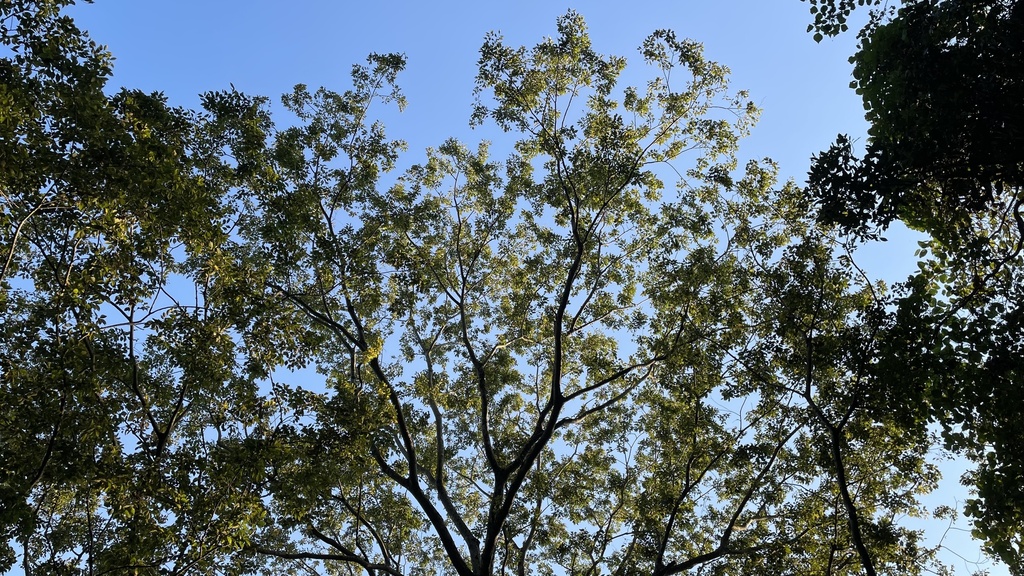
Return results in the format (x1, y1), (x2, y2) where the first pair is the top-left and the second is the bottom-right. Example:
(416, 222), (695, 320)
(1, 3), (1011, 575)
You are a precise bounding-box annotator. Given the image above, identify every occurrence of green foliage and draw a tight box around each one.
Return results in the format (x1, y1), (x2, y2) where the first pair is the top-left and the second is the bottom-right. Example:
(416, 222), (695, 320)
(808, 0), (1023, 242)
(802, 0), (895, 40)
(1, 1), (265, 572)
(1, 3), (984, 575)
(804, 0), (1024, 571)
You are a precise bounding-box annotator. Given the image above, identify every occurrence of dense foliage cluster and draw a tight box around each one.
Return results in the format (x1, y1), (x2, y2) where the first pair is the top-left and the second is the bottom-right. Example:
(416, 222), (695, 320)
(806, 0), (1024, 569)
(1, 1), (1020, 574)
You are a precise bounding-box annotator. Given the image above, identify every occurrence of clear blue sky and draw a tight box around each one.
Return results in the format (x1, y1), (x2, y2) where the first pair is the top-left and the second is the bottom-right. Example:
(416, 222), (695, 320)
(58, 2), (1005, 574)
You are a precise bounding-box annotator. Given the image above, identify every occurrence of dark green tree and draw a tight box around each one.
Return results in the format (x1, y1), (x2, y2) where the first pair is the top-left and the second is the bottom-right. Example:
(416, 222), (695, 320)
(804, 0), (1024, 570)
(807, 0), (1023, 241)
(1, 1), (268, 572)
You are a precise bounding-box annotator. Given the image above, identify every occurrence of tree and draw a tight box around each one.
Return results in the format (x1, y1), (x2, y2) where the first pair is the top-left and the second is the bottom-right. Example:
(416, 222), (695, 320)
(2, 3), (967, 575)
(803, 0), (1024, 570)
(1, 1), (267, 572)
(807, 0), (1023, 241)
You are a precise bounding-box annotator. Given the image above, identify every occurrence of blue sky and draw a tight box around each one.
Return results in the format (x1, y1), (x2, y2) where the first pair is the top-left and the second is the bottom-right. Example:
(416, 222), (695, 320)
(58, 2), (1005, 574)
(69, 2), (866, 189)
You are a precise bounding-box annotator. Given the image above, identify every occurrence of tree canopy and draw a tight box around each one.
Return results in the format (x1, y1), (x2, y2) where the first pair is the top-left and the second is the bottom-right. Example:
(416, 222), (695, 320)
(1, 1), (1020, 575)
(804, 0), (1024, 569)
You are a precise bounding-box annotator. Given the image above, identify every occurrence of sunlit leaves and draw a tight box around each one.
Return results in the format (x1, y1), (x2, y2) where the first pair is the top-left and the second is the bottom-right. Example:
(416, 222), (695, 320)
(0, 3), (977, 575)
